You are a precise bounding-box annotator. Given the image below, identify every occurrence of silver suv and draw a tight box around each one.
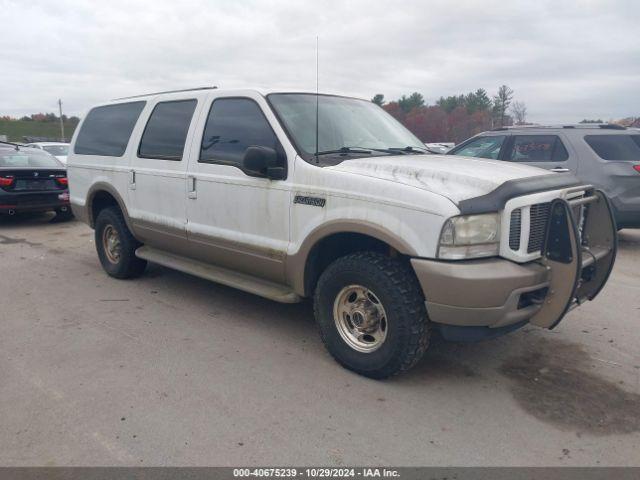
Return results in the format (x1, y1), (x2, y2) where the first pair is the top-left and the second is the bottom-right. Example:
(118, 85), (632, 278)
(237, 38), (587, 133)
(448, 124), (640, 229)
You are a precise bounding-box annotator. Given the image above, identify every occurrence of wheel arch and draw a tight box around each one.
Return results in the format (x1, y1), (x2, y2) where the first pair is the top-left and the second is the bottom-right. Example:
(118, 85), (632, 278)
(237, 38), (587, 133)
(287, 221), (418, 298)
(86, 183), (135, 233)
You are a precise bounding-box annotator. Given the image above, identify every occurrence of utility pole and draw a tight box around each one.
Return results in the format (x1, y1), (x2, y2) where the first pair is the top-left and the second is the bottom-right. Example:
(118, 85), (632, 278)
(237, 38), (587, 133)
(58, 99), (65, 142)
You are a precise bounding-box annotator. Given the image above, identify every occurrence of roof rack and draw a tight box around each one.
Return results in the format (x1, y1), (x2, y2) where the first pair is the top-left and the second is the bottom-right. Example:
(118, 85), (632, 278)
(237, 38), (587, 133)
(492, 123), (627, 131)
(112, 86), (218, 101)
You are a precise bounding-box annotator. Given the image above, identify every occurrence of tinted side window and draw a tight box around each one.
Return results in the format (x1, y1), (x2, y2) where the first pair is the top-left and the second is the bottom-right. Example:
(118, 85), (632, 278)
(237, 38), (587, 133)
(451, 136), (505, 159)
(75, 102), (146, 156)
(138, 100), (197, 160)
(507, 135), (568, 162)
(584, 135), (640, 160)
(200, 98), (280, 167)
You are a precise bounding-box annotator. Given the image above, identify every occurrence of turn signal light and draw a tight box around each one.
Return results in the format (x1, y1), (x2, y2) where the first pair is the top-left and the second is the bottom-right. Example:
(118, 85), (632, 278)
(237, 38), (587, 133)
(56, 177), (69, 186)
(0, 176), (15, 187)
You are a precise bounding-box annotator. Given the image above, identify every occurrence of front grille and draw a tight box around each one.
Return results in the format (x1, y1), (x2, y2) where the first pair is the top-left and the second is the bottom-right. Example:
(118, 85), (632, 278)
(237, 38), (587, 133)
(507, 202), (552, 254)
(527, 202), (552, 253)
(509, 209), (522, 250)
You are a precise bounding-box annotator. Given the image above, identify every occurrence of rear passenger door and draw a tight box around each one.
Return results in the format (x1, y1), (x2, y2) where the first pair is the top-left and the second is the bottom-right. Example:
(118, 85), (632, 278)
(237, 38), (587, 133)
(502, 134), (577, 173)
(185, 93), (291, 283)
(127, 96), (201, 252)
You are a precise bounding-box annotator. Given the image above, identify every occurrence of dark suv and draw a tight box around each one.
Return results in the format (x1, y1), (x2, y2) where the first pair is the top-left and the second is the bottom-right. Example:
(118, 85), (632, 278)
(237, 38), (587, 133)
(447, 124), (640, 228)
(0, 142), (71, 219)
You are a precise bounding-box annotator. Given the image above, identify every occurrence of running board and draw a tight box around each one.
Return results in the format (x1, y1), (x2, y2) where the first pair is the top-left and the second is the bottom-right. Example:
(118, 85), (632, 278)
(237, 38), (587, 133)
(135, 246), (302, 304)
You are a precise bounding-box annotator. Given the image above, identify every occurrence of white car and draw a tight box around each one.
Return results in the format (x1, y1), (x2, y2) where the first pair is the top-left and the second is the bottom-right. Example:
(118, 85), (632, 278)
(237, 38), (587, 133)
(24, 142), (70, 164)
(424, 142), (454, 154)
(67, 88), (616, 378)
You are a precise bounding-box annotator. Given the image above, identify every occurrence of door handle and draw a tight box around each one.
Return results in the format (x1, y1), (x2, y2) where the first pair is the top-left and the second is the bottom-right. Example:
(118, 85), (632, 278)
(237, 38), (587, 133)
(551, 167), (570, 173)
(188, 176), (197, 199)
(129, 169), (136, 190)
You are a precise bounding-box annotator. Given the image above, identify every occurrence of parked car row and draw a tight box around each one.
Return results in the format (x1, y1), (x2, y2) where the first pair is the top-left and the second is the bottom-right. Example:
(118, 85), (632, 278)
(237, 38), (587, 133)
(0, 141), (72, 219)
(2, 91), (633, 378)
(446, 124), (640, 229)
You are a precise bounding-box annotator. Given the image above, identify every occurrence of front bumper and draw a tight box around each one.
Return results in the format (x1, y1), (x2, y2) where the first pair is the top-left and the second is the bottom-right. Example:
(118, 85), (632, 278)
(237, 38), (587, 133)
(411, 188), (617, 333)
(411, 257), (549, 328)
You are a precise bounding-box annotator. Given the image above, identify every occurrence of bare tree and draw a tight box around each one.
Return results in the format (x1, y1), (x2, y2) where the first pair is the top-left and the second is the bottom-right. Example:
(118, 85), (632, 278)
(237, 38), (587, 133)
(493, 85), (514, 127)
(511, 101), (527, 125)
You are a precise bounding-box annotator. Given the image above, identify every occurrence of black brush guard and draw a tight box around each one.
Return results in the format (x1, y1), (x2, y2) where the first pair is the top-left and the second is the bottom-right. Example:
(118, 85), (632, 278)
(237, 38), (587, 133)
(529, 188), (617, 329)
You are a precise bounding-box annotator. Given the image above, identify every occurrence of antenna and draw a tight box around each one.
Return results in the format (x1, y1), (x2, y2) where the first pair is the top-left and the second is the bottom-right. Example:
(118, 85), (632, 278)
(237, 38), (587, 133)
(315, 35), (319, 164)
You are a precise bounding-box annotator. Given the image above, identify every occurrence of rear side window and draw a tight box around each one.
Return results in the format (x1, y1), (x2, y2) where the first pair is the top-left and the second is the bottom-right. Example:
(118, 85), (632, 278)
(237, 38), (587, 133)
(506, 135), (568, 162)
(450, 136), (506, 159)
(200, 98), (280, 167)
(138, 100), (197, 160)
(75, 101), (146, 156)
(584, 135), (640, 160)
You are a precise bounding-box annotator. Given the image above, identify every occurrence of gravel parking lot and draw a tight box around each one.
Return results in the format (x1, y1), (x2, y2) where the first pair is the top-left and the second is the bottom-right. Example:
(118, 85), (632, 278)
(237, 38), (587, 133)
(1, 214), (639, 466)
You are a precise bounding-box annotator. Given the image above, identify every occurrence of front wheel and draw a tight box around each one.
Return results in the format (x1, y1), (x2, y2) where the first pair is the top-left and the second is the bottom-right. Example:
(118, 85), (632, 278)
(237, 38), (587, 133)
(314, 252), (430, 379)
(94, 207), (147, 279)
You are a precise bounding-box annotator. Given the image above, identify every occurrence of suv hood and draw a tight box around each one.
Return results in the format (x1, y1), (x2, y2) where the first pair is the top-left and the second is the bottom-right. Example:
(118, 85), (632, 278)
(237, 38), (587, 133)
(327, 154), (551, 204)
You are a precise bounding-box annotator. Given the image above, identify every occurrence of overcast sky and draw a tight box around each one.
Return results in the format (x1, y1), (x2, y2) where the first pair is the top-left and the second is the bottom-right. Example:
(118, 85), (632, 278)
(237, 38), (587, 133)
(1, 0), (638, 123)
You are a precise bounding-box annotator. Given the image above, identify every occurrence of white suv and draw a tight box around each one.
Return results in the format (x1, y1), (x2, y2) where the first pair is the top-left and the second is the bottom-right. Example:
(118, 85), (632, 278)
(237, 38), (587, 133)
(67, 88), (617, 378)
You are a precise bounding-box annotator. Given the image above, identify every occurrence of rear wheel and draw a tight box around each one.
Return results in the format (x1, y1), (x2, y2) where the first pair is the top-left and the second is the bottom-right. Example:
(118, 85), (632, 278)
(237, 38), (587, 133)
(94, 207), (146, 279)
(314, 252), (430, 379)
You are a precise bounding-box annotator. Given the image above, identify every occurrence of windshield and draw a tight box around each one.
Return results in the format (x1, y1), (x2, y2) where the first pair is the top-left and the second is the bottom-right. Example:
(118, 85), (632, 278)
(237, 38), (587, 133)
(0, 148), (63, 168)
(268, 94), (425, 161)
(42, 145), (69, 156)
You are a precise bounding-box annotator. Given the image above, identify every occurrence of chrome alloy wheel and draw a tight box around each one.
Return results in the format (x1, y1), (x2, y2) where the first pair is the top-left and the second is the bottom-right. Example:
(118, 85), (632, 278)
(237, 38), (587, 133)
(333, 285), (388, 353)
(102, 224), (122, 264)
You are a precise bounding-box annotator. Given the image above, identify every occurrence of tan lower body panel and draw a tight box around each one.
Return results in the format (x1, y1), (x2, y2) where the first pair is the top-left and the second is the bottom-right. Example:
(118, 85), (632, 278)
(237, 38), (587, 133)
(411, 257), (550, 328)
(135, 246), (301, 304)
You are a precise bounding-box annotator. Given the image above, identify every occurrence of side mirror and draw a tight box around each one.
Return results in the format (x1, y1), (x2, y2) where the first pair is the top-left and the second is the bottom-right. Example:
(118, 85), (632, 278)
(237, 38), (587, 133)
(241, 146), (285, 180)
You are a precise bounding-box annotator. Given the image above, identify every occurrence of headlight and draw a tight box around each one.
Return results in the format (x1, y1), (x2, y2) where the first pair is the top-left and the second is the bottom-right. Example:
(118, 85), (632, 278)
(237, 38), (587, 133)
(438, 213), (500, 260)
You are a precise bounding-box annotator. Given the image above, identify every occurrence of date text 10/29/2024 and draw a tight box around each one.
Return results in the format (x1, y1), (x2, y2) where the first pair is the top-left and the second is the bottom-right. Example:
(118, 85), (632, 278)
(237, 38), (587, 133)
(233, 468), (400, 478)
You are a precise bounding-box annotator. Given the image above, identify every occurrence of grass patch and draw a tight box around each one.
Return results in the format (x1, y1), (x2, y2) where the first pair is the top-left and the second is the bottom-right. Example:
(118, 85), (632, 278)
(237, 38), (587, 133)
(0, 120), (77, 143)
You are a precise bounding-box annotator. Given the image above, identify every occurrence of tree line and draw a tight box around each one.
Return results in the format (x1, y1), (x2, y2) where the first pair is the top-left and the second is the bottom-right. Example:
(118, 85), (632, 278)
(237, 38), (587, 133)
(372, 85), (527, 143)
(1, 113), (81, 125)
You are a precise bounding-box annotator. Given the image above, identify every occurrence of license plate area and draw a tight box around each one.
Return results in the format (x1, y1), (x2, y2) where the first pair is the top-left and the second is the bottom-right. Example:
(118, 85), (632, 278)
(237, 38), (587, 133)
(14, 179), (57, 191)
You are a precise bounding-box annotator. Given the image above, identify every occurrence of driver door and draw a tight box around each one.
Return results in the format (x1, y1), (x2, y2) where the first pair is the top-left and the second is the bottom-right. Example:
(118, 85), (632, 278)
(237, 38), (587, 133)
(185, 92), (292, 283)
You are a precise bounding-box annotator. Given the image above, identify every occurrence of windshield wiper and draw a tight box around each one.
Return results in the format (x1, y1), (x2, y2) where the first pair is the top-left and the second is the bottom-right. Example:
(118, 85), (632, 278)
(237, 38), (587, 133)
(386, 146), (429, 154)
(315, 147), (373, 156)
(315, 146), (428, 157)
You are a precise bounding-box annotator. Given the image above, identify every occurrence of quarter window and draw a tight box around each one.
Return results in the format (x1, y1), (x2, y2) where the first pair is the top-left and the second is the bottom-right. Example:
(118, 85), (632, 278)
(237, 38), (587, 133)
(138, 100), (197, 160)
(507, 135), (568, 162)
(584, 135), (640, 160)
(451, 136), (506, 159)
(199, 98), (281, 168)
(74, 101), (146, 156)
